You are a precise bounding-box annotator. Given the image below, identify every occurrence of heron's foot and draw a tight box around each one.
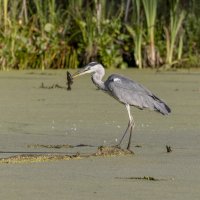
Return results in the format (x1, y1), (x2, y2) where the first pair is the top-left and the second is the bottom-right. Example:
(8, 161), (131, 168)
(127, 148), (134, 154)
(126, 144), (134, 154)
(112, 145), (134, 154)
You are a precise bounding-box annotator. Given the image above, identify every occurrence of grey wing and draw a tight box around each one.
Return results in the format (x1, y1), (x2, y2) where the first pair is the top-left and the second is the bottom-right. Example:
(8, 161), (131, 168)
(105, 74), (171, 115)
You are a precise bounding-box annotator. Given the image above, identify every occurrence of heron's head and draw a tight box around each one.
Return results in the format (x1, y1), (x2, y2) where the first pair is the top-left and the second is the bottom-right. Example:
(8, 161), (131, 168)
(72, 62), (104, 78)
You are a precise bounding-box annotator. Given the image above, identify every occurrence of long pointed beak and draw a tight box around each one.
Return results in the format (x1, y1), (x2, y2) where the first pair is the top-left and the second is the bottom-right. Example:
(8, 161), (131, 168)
(72, 68), (89, 78)
(72, 70), (82, 78)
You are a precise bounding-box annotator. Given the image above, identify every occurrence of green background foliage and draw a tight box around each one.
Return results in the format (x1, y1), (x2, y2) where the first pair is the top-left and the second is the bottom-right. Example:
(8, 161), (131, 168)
(0, 0), (199, 70)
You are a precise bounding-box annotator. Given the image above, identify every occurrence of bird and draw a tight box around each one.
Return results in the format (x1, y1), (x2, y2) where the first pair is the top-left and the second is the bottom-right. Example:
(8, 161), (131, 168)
(72, 62), (171, 150)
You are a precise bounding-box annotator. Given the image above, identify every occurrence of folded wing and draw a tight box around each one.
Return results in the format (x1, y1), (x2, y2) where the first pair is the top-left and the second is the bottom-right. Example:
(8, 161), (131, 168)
(105, 74), (171, 115)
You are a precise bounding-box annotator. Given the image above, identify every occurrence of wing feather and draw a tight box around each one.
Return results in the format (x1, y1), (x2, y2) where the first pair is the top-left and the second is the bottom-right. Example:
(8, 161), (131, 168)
(105, 74), (171, 115)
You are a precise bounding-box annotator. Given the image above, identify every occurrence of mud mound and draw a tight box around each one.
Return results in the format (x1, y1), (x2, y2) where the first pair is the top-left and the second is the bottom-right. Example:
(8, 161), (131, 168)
(94, 146), (134, 156)
(0, 146), (133, 164)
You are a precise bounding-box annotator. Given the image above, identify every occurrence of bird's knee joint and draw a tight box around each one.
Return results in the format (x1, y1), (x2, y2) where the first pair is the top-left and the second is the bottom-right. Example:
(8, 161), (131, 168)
(129, 118), (134, 126)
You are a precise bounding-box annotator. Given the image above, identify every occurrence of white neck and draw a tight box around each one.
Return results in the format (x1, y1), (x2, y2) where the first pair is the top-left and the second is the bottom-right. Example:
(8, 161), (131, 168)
(91, 66), (106, 90)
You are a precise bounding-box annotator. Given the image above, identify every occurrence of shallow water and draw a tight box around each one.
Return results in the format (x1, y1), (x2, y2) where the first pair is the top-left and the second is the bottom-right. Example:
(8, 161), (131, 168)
(0, 69), (200, 200)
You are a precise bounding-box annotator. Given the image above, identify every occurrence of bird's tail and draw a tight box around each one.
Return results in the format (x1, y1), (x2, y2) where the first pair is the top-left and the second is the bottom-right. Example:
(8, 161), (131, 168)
(152, 95), (171, 115)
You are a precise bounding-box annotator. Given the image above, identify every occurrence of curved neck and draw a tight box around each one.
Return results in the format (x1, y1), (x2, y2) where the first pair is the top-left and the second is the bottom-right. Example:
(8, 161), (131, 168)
(91, 71), (106, 91)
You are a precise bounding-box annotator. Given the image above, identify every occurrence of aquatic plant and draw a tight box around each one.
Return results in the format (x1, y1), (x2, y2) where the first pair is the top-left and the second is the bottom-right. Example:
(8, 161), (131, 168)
(164, 0), (185, 68)
(0, 0), (199, 70)
(126, 0), (143, 69)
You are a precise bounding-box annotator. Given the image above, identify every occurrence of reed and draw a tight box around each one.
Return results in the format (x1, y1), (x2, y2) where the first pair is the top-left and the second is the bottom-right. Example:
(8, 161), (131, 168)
(126, 0), (143, 69)
(0, 1), (199, 70)
(165, 0), (185, 68)
(142, 0), (158, 67)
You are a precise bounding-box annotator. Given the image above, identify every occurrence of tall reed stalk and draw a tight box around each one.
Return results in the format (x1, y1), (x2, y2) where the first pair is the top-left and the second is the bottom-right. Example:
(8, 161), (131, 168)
(3, 0), (8, 30)
(0, 1), (198, 70)
(126, 0), (143, 68)
(142, 0), (158, 67)
(165, 0), (185, 67)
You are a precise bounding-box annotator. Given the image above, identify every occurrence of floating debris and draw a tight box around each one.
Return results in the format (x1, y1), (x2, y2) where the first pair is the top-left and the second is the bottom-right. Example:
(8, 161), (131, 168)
(115, 176), (172, 181)
(166, 145), (172, 153)
(27, 144), (73, 149)
(0, 153), (81, 164)
(135, 145), (142, 148)
(39, 82), (66, 89)
(75, 144), (94, 147)
(66, 71), (73, 90)
(27, 143), (95, 149)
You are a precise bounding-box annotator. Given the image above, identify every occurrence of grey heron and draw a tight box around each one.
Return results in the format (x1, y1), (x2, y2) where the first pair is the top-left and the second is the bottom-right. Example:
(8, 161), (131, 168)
(72, 62), (171, 150)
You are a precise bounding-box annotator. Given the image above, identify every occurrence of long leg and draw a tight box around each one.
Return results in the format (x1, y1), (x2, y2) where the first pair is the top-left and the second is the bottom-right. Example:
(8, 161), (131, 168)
(126, 104), (135, 150)
(127, 120), (135, 150)
(117, 104), (133, 147)
(117, 121), (131, 147)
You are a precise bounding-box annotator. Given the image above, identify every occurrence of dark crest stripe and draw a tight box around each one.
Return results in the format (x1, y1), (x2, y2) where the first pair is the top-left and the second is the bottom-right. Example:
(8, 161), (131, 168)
(88, 62), (99, 67)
